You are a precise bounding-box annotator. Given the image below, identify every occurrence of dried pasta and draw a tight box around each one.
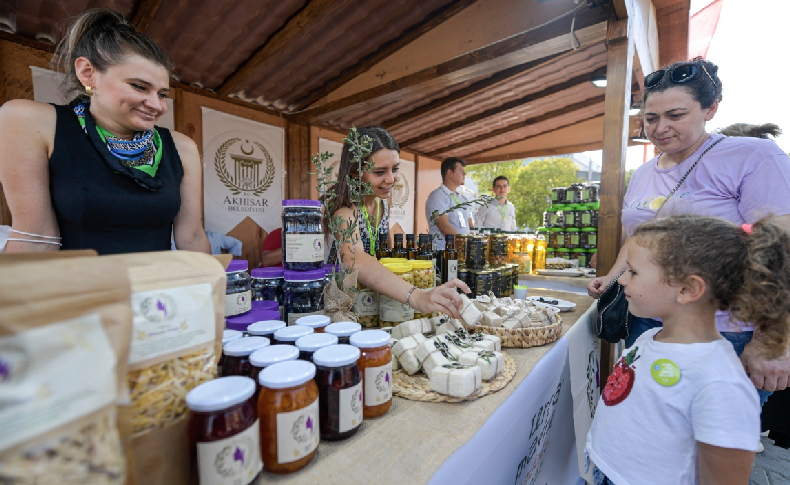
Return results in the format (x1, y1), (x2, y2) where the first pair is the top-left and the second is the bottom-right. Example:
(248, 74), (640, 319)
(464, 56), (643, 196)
(128, 347), (217, 434)
(0, 413), (125, 485)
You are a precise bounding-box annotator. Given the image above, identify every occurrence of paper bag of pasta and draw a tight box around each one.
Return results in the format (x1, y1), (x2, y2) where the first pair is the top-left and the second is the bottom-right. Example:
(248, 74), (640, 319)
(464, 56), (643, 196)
(105, 251), (225, 485)
(0, 257), (133, 485)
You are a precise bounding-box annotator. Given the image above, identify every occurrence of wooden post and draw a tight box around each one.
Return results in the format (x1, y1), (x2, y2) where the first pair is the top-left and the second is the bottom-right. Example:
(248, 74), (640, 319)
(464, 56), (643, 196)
(598, 11), (634, 388)
(286, 123), (311, 199)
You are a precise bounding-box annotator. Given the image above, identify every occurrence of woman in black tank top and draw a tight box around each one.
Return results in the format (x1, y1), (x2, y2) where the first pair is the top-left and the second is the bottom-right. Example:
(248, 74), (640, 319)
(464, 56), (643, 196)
(0, 9), (209, 255)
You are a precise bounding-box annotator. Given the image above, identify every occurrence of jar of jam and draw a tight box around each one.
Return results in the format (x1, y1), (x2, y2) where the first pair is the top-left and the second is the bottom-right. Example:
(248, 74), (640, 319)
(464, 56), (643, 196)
(549, 228), (566, 249)
(219, 329), (244, 371)
(295, 314), (330, 333)
(226, 259), (252, 317)
(257, 360), (319, 473)
(295, 333), (338, 361)
(283, 269), (325, 325)
(226, 309), (281, 334)
(349, 330), (392, 418)
(273, 325), (314, 345)
(466, 235), (488, 269)
(565, 228), (580, 249)
(556, 248), (571, 260)
(379, 264), (414, 326)
(222, 336), (270, 378)
(455, 234), (468, 265)
(249, 345), (300, 396)
(252, 300), (279, 312)
(247, 320), (286, 338)
(186, 376), (262, 485)
(488, 233), (508, 266)
(282, 199), (324, 270)
(581, 227), (598, 249)
(570, 248), (589, 268)
(550, 187), (567, 205)
(325, 321), (362, 345)
(312, 344), (363, 440)
(251, 266), (285, 317)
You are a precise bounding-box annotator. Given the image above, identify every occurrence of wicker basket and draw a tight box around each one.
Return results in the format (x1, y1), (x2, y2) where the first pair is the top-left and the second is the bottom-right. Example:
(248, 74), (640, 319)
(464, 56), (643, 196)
(470, 319), (562, 348)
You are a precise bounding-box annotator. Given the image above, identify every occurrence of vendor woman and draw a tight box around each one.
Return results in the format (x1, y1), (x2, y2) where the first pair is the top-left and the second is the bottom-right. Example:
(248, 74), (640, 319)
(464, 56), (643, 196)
(0, 9), (210, 255)
(326, 127), (470, 319)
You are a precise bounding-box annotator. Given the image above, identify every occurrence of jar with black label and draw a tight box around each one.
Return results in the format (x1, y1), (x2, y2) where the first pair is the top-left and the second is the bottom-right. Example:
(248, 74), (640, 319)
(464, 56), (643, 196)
(565, 228), (580, 249)
(566, 184), (584, 205)
(226, 260), (252, 318)
(457, 268), (469, 293)
(556, 248), (571, 260)
(564, 205), (582, 228)
(469, 269), (493, 297)
(282, 199), (324, 270)
(550, 187), (567, 205)
(312, 344), (363, 440)
(581, 227), (598, 249)
(579, 205), (595, 228)
(490, 269), (502, 297)
(466, 235), (488, 269)
(295, 333), (339, 362)
(488, 233), (509, 266)
(283, 269), (325, 325)
(581, 184), (599, 203)
(570, 248), (589, 268)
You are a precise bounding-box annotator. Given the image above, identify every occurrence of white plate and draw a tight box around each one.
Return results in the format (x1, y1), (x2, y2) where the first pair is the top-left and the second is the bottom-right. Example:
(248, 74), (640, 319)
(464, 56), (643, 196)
(528, 296), (577, 312)
(536, 269), (584, 277)
(527, 300), (562, 313)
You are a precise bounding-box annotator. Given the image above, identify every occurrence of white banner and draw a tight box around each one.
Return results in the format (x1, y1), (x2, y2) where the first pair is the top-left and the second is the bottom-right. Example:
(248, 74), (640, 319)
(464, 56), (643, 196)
(430, 337), (583, 485)
(31, 66), (174, 130)
(202, 107), (284, 234)
(317, 137), (343, 183)
(567, 304), (601, 484)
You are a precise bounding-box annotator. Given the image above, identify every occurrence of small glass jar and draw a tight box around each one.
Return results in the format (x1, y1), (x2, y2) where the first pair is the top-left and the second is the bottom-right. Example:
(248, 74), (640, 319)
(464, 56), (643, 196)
(581, 227), (598, 249)
(565, 228), (580, 250)
(587, 248), (597, 268)
(219, 329), (244, 371)
(295, 333), (339, 361)
(273, 325), (314, 345)
(455, 234), (468, 265)
(283, 269), (326, 325)
(469, 269), (493, 297)
(488, 233), (509, 266)
(410, 260), (434, 320)
(379, 264), (414, 326)
(457, 268), (470, 290)
(581, 184), (599, 203)
(556, 248), (571, 260)
(226, 309), (281, 334)
(226, 259), (252, 318)
(466, 235), (488, 269)
(349, 330), (392, 418)
(282, 199), (324, 271)
(570, 248), (589, 268)
(257, 360), (319, 473)
(251, 267), (285, 317)
(252, 300), (279, 312)
(247, 320), (286, 339)
(186, 376), (262, 485)
(249, 345), (299, 396)
(549, 228), (566, 249)
(325, 321), (362, 345)
(222, 337), (271, 378)
(579, 205), (595, 228)
(588, 202), (600, 228)
(550, 187), (567, 205)
(312, 344), (363, 441)
(563, 205), (581, 228)
(295, 314), (330, 333)
(512, 252), (532, 275)
(566, 184), (584, 205)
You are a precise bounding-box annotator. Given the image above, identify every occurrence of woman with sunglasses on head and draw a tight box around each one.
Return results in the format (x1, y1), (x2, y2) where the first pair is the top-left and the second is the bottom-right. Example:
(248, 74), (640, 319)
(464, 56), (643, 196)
(0, 9), (210, 255)
(324, 126), (470, 320)
(587, 58), (790, 398)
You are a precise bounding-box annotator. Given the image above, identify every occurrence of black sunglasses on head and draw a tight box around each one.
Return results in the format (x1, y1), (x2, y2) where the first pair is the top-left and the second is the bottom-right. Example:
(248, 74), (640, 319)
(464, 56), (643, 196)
(644, 63), (716, 90)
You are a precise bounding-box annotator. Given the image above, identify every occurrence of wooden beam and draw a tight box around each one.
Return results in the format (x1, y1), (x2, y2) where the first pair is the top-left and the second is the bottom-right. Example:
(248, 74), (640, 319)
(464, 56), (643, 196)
(292, 4), (609, 123)
(425, 94), (606, 157)
(399, 73), (595, 147)
(216, 0), (340, 98)
(466, 141), (606, 165)
(131, 0), (163, 33)
(656, 2), (689, 66)
(0, 31), (55, 53)
(598, 12), (635, 388)
(294, 0), (479, 111)
(286, 123), (311, 199)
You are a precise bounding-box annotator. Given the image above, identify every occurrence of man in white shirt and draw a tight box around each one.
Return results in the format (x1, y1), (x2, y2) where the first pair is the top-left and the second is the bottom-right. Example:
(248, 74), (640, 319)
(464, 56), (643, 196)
(425, 157), (475, 250)
(476, 176), (517, 231)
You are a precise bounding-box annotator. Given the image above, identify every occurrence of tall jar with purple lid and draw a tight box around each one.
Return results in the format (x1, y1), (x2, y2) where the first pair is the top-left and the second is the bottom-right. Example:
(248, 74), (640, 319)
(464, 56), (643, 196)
(251, 266), (285, 318)
(283, 269), (326, 325)
(282, 199), (324, 270)
(226, 259), (251, 317)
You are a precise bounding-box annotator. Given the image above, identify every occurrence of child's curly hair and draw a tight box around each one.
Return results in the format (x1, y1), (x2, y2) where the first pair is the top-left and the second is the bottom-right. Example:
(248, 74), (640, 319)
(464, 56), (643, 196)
(632, 214), (790, 359)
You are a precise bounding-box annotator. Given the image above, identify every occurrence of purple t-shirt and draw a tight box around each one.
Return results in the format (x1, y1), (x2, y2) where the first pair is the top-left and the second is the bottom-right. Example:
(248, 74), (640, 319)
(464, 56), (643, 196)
(623, 133), (790, 331)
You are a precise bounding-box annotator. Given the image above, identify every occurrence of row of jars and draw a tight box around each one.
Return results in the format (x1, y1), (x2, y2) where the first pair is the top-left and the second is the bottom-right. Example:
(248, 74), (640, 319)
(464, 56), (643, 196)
(455, 232), (547, 275)
(543, 202), (600, 229)
(550, 183), (600, 205)
(457, 264), (519, 298)
(193, 325), (392, 481)
(547, 247), (597, 268)
(537, 227), (598, 250)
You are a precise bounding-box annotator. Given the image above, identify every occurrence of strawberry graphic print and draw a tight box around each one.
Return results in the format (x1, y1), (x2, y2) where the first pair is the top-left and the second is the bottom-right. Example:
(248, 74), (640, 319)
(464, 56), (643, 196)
(602, 347), (640, 406)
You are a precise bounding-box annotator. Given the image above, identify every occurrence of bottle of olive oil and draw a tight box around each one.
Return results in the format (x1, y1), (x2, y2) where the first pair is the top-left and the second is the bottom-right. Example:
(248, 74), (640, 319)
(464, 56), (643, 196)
(442, 234), (458, 284)
(392, 233), (408, 259)
(406, 234), (419, 260)
(376, 231), (391, 259)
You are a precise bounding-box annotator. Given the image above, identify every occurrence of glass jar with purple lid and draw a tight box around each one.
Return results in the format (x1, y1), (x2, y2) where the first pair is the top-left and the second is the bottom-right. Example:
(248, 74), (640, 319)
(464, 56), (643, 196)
(324, 322), (362, 345)
(295, 333), (338, 362)
(226, 309), (281, 334)
(251, 267), (285, 317)
(251, 300), (279, 312)
(226, 259), (251, 317)
(222, 336), (270, 378)
(283, 269), (325, 325)
(282, 199), (324, 270)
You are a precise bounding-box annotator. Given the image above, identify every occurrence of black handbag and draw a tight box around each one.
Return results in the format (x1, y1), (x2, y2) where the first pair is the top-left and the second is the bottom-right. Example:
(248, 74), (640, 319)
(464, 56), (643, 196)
(596, 269), (630, 343)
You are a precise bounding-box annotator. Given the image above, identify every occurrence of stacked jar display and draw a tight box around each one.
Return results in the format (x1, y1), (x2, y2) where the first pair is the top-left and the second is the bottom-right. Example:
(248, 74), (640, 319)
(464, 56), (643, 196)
(542, 184), (599, 268)
(281, 199), (326, 325)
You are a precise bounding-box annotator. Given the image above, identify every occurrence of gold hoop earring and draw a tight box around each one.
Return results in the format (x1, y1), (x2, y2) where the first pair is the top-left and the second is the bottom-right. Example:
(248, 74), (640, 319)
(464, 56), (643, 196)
(85, 85), (94, 96)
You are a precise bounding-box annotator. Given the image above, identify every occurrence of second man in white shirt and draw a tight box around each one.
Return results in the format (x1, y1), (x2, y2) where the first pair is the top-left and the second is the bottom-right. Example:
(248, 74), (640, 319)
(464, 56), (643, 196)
(476, 176), (517, 231)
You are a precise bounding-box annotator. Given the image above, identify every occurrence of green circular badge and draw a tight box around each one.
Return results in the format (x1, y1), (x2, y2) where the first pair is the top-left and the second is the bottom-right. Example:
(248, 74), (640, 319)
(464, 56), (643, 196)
(651, 359), (681, 386)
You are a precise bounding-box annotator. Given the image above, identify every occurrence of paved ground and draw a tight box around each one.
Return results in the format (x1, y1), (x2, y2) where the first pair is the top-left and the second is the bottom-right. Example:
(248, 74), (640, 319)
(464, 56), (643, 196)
(752, 436), (790, 485)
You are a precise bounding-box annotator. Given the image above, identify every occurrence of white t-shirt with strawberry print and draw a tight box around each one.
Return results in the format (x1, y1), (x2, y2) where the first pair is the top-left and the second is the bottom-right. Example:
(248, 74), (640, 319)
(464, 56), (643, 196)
(585, 327), (760, 485)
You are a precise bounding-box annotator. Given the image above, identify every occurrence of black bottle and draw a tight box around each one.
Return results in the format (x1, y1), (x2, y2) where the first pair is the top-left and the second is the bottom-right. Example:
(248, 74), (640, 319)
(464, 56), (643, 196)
(376, 231), (391, 259)
(392, 233), (408, 259)
(442, 234), (458, 284)
(406, 234), (419, 260)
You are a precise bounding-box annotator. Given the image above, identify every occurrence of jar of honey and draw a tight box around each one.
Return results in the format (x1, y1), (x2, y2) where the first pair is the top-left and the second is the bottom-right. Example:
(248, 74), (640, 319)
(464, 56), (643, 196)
(257, 360), (320, 473)
(222, 336), (270, 378)
(312, 344), (363, 440)
(349, 330), (392, 418)
(186, 376), (262, 485)
(324, 321), (362, 345)
(295, 332), (339, 361)
(249, 345), (299, 396)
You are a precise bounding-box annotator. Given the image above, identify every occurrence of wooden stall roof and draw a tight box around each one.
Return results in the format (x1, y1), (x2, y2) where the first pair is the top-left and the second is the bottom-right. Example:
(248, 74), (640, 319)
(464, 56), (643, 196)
(0, 0), (689, 163)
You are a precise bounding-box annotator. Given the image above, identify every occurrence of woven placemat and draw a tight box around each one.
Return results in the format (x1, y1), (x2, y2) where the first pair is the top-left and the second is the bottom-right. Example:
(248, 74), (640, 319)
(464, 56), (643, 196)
(392, 353), (516, 403)
(470, 318), (563, 348)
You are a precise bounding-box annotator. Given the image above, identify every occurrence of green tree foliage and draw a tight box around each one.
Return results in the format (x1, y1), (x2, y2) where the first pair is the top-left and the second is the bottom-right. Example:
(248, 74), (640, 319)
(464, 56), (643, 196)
(467, 158), (582, 230)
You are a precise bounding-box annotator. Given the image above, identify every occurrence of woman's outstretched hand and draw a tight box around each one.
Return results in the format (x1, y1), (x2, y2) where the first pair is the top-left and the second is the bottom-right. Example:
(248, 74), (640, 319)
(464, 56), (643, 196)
(410, 278), (471, 320)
